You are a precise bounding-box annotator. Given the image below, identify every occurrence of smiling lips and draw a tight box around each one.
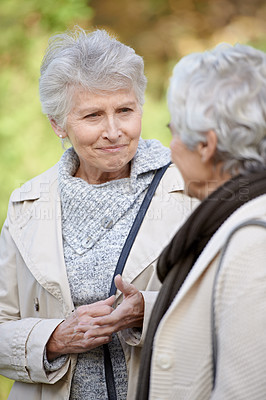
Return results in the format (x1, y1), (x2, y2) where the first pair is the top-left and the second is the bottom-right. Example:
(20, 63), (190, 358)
(97, 144), (128, 153)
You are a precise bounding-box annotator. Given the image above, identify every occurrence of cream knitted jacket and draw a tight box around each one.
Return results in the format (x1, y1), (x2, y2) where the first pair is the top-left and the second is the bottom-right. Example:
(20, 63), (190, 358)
(148, 194), (266, 400)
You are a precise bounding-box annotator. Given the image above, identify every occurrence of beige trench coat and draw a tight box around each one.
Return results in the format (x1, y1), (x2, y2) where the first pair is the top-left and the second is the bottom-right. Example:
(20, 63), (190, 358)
(0, 162), (196, 400)
(148, 194), (266, 400)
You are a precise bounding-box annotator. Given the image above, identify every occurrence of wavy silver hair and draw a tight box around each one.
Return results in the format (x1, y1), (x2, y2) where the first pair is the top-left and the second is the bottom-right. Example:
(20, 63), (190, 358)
(168, 43), (266, 174)
(39, 27), (147, 128)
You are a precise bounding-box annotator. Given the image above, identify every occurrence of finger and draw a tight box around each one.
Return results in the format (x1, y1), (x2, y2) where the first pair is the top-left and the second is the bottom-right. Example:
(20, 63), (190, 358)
(83, 332), (112, 342)
(90, 310), (121, 327)
(74, 306), (116, 332)
(87, 336), (112, 346)
(102, 295), (116, 306)
(82, 302), (115, 318)
(88, 305), (113, 317)
(74, 315), (117, 333)
(87, 295), (116, 310)
(87, 295), (116, 315)
(83, 327), (114, 340)
(115, 275), (137, 297)
(71, 335), (112, 352)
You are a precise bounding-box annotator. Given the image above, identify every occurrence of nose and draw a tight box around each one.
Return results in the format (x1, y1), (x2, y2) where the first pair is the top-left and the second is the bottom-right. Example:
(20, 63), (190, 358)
(103, 116), (122, 141)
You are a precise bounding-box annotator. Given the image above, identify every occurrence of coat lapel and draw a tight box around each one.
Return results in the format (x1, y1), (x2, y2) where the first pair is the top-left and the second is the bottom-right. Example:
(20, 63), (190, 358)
(9, 165), (74, 316)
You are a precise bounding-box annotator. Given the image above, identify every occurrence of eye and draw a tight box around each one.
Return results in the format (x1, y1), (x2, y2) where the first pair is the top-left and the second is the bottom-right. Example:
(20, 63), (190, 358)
(84, 112), (101, 119)
(119, 107), (133, 113)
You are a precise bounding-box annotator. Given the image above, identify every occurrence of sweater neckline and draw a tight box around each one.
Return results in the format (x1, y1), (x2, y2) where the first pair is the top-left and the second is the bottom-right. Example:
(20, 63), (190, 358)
(58, 138), (170, 254)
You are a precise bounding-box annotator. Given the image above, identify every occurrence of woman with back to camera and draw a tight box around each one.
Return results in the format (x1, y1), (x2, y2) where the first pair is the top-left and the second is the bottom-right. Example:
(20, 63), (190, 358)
(0, 27), (195, 400)
(136, 43), (266, 399)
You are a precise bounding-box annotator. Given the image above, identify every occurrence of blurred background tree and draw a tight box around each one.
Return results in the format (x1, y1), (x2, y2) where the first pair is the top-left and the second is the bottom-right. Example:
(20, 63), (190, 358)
(0, 0), (266, 396)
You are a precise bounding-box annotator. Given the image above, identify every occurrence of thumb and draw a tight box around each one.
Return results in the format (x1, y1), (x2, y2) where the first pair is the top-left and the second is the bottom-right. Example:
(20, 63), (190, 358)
(114, 275), (137, 297)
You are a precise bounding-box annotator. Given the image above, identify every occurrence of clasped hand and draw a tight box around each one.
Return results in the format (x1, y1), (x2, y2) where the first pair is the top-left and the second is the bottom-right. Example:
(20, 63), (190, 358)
(46, 275), (144, 361)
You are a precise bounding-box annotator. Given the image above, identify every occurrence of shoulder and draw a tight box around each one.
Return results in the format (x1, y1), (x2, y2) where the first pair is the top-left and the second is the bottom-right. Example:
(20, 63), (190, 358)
(198, 193), (266, 265)
(154, 163), (200, 218)
(158, 163), (199, 211)
(219, 215), (266, 268)
(10, 163), (59, 203)
(211, 197), (266, 293)
(160, 163), (185, 192)
(6, 164), (59, 227)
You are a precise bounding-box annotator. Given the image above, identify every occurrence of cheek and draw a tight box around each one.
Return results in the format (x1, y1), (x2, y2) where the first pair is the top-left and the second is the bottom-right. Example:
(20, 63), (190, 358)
(128, 112), (142, 138)
(170, 138), (181, 162)
(71, 127), (99, 147)
(131, 119), (142, 140)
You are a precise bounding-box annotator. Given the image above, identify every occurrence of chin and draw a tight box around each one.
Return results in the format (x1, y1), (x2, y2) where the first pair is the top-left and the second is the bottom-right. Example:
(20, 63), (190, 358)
(105, 160), (128, 171)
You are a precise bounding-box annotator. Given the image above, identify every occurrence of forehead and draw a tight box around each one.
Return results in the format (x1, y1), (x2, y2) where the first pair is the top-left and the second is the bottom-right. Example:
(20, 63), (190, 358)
(70, 87), (138, 112)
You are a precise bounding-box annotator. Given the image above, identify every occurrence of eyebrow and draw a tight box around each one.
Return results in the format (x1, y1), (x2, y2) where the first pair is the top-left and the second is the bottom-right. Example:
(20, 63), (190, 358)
(78, 101), (138, 114)
(115, 101), (138, 109)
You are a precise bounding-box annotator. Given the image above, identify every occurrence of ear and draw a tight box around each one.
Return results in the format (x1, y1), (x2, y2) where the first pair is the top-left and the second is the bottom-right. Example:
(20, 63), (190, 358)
(49, 118), (67, 139)
(197, 130), (217, 163)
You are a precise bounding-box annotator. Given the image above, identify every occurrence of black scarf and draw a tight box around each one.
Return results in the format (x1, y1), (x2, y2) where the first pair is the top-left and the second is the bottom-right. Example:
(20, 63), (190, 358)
(136, 170), (266, 400)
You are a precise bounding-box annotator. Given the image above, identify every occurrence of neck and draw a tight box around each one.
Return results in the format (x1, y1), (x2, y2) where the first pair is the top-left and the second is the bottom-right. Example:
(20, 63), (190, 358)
(193, 164), (232, 200)
(75, 163), (131, 184)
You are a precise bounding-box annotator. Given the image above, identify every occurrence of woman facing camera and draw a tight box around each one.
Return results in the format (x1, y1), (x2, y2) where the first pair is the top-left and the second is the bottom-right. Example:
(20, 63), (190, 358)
(137, 43), (266, 399)
(0, 28), (195, 400)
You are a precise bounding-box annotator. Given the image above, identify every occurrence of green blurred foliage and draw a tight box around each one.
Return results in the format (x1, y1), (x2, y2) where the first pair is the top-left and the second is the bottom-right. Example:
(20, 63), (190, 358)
(0, 376), (13, 400)
(0, 0), (266, 397)
(90, 0), (266, 97)
(0, 0), (93, 227)
(1, 0), (266, 229)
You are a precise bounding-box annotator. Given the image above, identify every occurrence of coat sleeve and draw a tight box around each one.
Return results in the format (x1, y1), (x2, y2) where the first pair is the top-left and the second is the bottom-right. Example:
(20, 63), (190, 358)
(0, 218), (69, 384)
(119, 290), (159, 347)
(211, 223), (266, 399)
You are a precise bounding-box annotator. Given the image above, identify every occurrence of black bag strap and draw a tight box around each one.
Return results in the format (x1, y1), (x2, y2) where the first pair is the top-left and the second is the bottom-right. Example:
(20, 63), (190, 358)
(109, 161), (171, 297)
(104, 162), (171, 400)
(211, 218), (266, 390)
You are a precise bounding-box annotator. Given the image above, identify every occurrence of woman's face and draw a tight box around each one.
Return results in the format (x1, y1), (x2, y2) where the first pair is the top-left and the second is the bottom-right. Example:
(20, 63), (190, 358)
(59, 88), (142, 183)
(170, 129), (231, 200)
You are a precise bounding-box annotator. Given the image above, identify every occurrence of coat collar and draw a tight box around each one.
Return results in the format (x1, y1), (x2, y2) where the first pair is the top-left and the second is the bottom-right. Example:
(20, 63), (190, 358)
(10, 164), (59, 202)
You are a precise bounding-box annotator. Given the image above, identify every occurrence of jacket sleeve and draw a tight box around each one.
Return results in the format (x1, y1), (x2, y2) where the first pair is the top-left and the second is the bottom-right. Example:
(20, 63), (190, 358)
(211, 223), (266, 399)
(0, 218), (69, 384)
(119, 289), (159, 347)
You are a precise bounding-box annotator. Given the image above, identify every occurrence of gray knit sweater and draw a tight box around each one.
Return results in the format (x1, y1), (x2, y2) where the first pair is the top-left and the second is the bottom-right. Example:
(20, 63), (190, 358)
(57, 138), (170, 400)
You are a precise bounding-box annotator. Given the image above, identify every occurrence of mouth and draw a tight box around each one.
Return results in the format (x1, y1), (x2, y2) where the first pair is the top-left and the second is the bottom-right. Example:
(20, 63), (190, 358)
(97, 144), (127, 153)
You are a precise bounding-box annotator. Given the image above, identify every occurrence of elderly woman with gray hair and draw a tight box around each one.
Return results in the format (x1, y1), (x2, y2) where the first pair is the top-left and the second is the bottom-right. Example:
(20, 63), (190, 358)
(136, 43), (266, 400)
(0, 28), (195, 400)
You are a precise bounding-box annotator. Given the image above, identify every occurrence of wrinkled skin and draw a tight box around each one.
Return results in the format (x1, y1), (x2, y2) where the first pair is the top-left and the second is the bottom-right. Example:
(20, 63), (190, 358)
(46, 275), (144, 361)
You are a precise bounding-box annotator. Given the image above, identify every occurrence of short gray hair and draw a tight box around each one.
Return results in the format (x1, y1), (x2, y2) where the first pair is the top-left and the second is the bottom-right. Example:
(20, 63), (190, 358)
(39, 27), (147, 128)
(168, 43), (266, 175)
